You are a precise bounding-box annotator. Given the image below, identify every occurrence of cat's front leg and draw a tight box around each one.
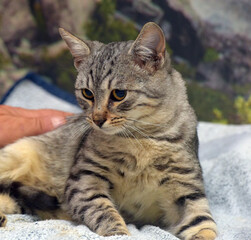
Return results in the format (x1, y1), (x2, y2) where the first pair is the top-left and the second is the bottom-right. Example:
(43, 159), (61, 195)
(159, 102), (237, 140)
(65, 166), (130, 236)
(159, 182), (217, 240)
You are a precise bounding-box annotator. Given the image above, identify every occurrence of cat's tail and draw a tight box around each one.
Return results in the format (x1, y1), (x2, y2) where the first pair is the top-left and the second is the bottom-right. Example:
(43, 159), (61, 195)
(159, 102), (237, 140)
(0, 182), (59, 214)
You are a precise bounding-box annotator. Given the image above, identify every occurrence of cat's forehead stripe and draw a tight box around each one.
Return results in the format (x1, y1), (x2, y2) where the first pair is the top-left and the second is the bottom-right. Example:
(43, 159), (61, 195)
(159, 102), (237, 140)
(89, 42), (128, 89)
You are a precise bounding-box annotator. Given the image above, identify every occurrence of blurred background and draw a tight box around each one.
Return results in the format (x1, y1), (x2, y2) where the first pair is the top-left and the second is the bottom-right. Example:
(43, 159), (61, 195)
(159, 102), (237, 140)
(0, 0), (251, 124)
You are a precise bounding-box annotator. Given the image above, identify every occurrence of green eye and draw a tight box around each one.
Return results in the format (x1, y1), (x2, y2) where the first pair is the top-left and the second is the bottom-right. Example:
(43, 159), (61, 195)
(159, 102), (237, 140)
(111, 89), (127, 101)
(82, 88), (94, 100)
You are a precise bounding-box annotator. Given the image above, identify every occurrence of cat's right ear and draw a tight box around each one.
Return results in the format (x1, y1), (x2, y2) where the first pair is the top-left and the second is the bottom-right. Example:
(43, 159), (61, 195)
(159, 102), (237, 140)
(129, 22), (167, 73)
(59, 28), (90, 69)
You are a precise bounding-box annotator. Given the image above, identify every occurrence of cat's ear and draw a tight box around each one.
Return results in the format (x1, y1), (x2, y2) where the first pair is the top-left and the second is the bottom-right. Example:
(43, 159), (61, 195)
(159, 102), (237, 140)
(59, 28), (90, 69)
(129, 22), (166, 73)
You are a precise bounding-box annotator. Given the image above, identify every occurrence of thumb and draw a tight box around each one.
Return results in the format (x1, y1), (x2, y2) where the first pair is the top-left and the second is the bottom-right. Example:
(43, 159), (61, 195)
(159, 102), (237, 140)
(30, 115), (67, 135)
(0, 115), (67, 148)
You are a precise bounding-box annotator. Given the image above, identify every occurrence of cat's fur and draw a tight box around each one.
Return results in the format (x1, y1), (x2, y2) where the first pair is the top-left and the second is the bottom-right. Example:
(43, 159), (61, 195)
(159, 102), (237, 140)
(0, 22), (217, 240)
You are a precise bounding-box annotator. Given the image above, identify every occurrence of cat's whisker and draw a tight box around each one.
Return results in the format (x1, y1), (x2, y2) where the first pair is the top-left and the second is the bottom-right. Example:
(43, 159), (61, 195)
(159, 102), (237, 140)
(143, 114), (163, 122)
(121, 126), (140, 148)
(125, 124), (156, 148)
(125, 124), (145, 137)
(121, 127), (135, 146)
(126, 124), (151, 140)
(126, 122), (153, 134)
(123, 125), (145, 150)
(66, 124), (90, 147)
(66, 114), (92, 139)
(125, 121), (161, 139)
(126, 118), (166, 128)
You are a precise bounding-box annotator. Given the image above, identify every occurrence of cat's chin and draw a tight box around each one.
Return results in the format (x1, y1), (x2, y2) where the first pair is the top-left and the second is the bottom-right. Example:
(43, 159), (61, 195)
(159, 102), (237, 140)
(101, 128), (123, 135)
(93, 126), (123, 135)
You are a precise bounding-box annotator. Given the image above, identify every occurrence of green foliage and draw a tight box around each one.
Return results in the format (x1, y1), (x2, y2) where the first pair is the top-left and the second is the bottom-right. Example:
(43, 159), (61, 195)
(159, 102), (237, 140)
(39, 50), (76, 93)
(234, 95), (251, 123)
(18, 53), (34, 67)
(174, 62), (196, 79)
(20, 50), (76, 94)
(166, 43), (173, 56)
(232, 83), (251, 96)
(0, 48), (11, 69)
(203, 48), (219, 63)
(187, 81), (235, 123)
(0, 55), (8, 69)
(28, 0), (48, 42)
(212, 108), (228, 124)
(84, 0), (138, 43)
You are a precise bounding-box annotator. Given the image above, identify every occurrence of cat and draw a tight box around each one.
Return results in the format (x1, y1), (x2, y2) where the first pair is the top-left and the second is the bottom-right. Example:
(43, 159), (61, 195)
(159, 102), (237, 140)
(0, 22), (217, 240)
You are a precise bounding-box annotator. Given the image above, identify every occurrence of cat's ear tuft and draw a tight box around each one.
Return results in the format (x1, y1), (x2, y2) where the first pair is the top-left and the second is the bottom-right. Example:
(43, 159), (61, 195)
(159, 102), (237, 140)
(59, 28), (90, 69)
(129, 22), (166, 73)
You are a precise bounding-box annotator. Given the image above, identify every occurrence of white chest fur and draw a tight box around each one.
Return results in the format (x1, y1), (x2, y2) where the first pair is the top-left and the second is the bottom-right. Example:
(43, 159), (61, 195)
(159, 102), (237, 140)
(107, 137), (170, 224)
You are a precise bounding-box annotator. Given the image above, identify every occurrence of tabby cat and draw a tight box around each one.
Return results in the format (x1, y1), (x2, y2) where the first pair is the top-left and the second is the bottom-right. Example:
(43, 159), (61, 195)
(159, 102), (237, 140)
(0, 22), (217, 240)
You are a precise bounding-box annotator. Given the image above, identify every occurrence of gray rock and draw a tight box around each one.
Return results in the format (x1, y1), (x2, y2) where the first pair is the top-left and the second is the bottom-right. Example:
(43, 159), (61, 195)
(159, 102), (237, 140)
(0, 0), (37, 53)
(163, 0), (251, 93)
(39, 0), (96, 40)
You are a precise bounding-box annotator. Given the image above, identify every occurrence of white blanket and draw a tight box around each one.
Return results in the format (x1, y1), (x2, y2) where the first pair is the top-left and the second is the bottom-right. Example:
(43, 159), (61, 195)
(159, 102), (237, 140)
(1, 79), (251, 239)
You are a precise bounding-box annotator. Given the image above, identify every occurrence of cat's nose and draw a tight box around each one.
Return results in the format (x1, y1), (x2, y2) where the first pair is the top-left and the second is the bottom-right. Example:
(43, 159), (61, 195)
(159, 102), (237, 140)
(93, 119), (106, 128)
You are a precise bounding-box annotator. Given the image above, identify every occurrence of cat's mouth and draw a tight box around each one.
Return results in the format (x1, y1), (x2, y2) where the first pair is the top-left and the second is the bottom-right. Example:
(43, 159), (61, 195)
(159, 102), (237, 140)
(91, 120), (124, 135)
(90, 115), (126, 135)
(92, 123), (123, 135)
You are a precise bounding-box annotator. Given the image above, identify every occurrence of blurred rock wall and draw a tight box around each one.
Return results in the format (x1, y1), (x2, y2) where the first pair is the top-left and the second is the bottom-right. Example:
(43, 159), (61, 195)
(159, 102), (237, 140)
(158, 0), (251, 94)
(0, 0), (95, 97)
(1, 0), (251, 99)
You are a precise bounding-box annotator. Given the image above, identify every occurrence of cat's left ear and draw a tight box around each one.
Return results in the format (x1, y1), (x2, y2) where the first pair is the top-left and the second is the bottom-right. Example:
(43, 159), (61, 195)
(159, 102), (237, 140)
(59, 28), (90, 69)
(129, 22), (167, 73)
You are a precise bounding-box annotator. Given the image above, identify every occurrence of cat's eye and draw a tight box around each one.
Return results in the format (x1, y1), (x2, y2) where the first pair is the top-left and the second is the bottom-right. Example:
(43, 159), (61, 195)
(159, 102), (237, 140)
(111, 89), (127, 101)
(82, 88), (94, 100)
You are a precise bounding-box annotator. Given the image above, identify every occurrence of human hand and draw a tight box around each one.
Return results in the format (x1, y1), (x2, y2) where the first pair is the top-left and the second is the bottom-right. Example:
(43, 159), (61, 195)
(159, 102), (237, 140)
(0, 105), (72, 148)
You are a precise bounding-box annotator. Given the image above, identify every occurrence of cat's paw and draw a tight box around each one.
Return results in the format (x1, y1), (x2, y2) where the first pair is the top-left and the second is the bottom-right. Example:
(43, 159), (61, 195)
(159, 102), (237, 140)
(191, 229), (217, 240)
(103, 229), (130, 236)
(0, 213), (7, 227)
(98, 226), (130, 236)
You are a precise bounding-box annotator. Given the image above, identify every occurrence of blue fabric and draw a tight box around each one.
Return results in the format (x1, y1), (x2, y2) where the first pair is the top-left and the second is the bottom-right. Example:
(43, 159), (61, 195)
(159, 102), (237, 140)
(0, 72), (78, 106)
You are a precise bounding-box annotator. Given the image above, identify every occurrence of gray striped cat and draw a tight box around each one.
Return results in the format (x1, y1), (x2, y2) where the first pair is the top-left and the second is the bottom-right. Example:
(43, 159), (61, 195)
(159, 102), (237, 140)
(0, 22), (217, 240)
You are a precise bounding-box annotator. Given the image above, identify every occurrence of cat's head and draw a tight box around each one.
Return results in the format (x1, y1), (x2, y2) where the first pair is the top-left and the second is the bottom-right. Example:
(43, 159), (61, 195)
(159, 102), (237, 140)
(59, 22), (176, 135)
